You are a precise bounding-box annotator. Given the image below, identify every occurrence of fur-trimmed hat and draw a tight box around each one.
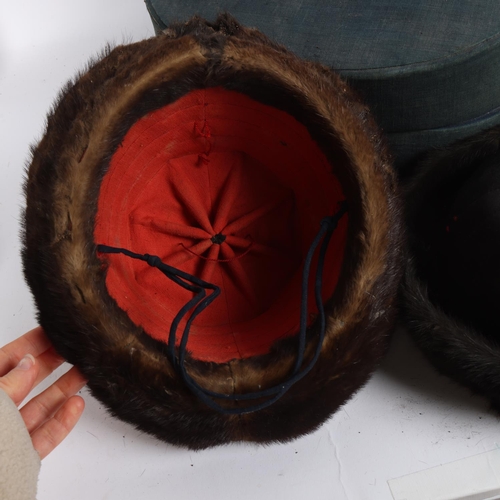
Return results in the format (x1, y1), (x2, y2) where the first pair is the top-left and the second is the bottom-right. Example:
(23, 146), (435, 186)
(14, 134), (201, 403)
(22, 15), (403, 449)
(402, 125), (500, 410)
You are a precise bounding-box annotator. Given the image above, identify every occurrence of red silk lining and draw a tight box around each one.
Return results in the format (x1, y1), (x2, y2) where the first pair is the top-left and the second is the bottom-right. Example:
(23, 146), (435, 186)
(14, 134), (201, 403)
(94, 88), (347, 362)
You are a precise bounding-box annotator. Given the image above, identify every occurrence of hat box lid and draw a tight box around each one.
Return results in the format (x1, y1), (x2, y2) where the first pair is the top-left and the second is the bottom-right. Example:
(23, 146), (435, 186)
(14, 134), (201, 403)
(145, 0), (500, 170)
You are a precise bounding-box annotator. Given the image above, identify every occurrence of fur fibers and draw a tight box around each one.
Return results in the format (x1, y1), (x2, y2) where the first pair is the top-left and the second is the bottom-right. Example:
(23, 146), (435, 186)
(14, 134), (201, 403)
(402, 125), (500, 411)
(22, 14), (403, 449)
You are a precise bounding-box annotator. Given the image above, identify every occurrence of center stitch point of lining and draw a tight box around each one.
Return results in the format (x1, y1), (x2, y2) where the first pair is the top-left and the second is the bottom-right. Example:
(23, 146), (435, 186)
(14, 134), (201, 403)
(211, 233), (226, 245)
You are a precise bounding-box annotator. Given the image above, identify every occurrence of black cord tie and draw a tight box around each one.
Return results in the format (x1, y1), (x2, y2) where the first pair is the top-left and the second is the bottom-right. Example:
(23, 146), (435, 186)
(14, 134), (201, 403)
(97, 201), (347, 414)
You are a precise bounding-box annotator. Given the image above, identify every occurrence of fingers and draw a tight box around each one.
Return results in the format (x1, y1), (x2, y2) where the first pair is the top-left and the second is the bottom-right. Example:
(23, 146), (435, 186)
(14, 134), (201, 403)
(0, 327), (88, 459)
(0, 326), (51, 376)
(0, 354), (40, 405)
(0, 334), (67, 405)
(20, 365), (88, 460)
(20, 366), (87, 434)
(0, 325), (69, 393)
(33, 347), (66, 387)
(31, 395), (85, 460)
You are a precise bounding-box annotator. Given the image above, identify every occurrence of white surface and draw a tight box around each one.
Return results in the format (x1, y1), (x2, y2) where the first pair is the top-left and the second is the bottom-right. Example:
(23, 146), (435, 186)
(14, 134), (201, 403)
(389, 449), (500, 500)
(0, 2), (499, 499)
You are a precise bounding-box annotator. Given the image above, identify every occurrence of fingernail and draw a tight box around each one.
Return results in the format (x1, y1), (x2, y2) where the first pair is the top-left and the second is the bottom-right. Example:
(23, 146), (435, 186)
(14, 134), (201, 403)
(17, 354), (35, 371)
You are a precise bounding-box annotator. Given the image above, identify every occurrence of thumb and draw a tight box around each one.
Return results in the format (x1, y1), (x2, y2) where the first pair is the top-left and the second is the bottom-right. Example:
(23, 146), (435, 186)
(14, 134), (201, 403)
(0, 354), (39, 406)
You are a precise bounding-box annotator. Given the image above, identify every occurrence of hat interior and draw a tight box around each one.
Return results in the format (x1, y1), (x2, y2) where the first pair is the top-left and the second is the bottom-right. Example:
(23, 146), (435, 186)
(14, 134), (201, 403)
(95, 87), (348, 363)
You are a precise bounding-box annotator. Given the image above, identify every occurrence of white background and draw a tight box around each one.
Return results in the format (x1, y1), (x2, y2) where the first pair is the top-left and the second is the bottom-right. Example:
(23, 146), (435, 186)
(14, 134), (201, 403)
(0, 1), (499, 499)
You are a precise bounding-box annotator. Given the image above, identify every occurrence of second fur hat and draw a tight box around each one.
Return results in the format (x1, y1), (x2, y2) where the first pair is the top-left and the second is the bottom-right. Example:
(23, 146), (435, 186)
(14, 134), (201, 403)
(402, 125), (500, 410)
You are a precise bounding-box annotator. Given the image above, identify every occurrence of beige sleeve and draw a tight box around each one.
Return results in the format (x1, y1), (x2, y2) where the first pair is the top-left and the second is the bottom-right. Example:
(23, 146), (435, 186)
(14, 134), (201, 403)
(0, 388), (40, 500)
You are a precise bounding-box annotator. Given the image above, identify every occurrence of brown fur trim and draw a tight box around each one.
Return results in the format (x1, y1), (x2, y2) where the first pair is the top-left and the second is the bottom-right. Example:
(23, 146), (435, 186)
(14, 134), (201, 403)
(23, 14), (403, 449)
(401, 125), (500, 411)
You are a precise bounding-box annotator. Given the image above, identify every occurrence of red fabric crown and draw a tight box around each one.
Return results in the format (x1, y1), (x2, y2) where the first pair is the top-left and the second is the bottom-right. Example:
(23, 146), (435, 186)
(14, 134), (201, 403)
(95, 88), (347, 362)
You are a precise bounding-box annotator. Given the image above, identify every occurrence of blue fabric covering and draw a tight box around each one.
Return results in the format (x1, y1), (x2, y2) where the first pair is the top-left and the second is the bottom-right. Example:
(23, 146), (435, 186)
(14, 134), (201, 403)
(145, 0), (500, 170)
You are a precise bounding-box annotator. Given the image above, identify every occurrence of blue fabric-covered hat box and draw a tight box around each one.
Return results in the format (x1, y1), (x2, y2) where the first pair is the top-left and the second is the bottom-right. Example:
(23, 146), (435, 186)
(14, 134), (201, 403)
(145, 0), (500, 171)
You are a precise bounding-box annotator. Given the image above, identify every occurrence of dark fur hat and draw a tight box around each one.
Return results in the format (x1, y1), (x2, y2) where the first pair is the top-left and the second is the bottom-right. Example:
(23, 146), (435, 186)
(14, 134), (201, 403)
(22, 15), (403, 449)
(402, 125), (500, 410)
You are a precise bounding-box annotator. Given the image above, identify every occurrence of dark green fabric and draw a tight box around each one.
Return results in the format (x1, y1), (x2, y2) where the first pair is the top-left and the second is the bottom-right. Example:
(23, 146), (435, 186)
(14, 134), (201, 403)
(145, 0), (500, 170)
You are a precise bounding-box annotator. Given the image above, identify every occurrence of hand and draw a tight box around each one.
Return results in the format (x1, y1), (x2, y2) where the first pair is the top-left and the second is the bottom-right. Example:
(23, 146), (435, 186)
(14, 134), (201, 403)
(0, 326), (87, 459)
